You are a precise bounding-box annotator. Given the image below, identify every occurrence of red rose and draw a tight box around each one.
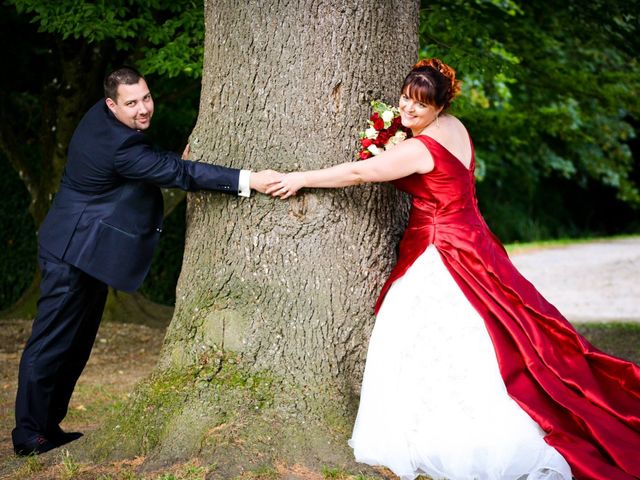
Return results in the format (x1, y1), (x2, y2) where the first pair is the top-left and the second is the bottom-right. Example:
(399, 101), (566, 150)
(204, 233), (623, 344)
(377, 130), (392, 144)
(361, 138), (373, 148)
(371, 113), (384, 131)
(359, 150), (372, 160)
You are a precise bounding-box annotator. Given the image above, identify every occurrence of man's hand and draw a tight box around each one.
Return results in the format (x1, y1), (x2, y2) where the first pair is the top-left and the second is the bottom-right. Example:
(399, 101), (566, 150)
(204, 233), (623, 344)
(181, 144), (190, 160)
(250, 170), (282, 194)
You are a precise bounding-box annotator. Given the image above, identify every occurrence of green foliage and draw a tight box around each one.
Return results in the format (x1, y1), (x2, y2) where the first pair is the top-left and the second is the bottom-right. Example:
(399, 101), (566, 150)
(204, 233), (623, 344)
(1, 0), (203, 309)
(420, 0), (640, 240)
(4, 0), (640, 312)
(0, 156), (36, 310)
(8, 0), (204, 78)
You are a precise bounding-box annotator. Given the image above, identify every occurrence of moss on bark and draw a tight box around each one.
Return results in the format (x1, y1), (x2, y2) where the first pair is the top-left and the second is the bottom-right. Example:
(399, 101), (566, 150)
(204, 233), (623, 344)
(81, 352), (364, 477)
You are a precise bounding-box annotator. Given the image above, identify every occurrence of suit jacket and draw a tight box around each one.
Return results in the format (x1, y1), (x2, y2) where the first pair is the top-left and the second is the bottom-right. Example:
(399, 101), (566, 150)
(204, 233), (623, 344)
(38, 99), (240, 292)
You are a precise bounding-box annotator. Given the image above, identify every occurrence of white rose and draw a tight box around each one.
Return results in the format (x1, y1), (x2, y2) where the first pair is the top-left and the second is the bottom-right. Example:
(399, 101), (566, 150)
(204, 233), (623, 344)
(367, 144), (382, 156)
(365, 127), (378, 139)
(385, 131), (407, 150)
(381, 110), (394, 123)
(392, 131), (407, 143)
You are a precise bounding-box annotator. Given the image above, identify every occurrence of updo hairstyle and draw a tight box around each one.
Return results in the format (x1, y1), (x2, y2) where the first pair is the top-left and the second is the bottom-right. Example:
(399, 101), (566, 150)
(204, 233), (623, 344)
(401, 58), (461, 111)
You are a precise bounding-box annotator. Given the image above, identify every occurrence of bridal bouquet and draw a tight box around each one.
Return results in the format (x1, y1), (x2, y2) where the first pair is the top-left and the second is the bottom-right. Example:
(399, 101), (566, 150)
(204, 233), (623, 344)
(358, 100), (410, 160)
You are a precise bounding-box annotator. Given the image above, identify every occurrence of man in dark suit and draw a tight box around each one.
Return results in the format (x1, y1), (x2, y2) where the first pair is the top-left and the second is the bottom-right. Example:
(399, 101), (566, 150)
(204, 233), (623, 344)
(12, 67), (279, 455)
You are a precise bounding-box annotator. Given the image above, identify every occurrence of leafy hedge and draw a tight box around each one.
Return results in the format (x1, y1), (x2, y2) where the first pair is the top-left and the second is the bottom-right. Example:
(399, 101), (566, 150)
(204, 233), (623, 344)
(0, 156), (37, 310)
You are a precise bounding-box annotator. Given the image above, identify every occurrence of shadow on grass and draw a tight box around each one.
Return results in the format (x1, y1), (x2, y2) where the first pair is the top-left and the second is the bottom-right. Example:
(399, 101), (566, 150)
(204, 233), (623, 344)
(575, 322), (640, 365)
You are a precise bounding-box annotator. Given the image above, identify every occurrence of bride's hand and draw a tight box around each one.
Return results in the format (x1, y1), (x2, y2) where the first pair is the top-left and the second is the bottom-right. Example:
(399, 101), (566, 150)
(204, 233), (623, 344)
(266, 172), (306, 199)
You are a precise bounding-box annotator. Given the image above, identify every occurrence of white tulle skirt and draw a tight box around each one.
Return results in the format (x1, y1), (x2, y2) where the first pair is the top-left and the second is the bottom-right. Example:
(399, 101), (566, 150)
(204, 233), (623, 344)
(348, 245), (572, 480)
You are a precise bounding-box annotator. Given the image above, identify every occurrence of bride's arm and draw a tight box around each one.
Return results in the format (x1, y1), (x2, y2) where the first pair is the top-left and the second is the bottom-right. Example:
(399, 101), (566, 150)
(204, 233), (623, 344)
(267, 138), (432, 198)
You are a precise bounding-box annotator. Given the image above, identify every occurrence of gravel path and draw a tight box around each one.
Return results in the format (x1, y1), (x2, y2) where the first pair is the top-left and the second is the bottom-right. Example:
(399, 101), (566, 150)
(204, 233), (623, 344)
(510, 237), (640, 323)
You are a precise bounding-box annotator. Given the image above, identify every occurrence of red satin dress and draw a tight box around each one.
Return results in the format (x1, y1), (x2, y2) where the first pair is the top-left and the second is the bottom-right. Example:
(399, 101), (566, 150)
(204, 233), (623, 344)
(372, 134), (640, 480)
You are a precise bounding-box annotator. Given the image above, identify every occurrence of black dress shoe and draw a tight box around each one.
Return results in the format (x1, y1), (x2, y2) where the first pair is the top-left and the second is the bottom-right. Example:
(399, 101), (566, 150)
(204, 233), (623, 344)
(13, 435), (57, 456)
(48, 427), (83, 446)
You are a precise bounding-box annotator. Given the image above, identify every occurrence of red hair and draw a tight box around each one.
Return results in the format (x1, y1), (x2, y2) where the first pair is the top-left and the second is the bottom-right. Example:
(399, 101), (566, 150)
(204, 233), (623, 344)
(401, 58), (461, 111)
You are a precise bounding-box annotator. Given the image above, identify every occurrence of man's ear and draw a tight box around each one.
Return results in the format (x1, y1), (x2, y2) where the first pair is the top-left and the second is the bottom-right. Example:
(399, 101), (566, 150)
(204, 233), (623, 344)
(105, 97), (117, 113)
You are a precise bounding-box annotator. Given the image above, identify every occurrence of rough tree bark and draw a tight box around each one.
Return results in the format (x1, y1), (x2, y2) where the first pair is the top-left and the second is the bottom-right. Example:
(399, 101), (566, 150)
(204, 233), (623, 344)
(89, 1), (419, 475)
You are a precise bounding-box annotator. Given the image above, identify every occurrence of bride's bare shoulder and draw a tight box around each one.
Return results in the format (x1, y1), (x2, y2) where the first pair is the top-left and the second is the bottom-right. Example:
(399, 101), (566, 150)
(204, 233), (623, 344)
(442, 114), (468, 132)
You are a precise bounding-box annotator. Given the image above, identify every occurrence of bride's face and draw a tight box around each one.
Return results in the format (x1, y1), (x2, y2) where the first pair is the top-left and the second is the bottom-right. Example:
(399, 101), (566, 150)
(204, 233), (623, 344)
(399, 92), (439, 134)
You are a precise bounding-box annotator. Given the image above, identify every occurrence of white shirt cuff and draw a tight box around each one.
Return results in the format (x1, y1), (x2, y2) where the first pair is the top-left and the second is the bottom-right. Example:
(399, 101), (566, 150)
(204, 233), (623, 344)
(238, 170), (251, 197)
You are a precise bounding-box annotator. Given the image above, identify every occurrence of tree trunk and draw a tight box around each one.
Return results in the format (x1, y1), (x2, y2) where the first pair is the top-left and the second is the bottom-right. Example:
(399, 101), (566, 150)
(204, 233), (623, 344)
(88, 1), (419, 475)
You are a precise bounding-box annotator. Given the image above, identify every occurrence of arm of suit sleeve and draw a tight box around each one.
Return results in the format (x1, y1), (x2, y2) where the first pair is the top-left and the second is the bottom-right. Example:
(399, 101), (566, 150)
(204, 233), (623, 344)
(114, 132), (244, 195)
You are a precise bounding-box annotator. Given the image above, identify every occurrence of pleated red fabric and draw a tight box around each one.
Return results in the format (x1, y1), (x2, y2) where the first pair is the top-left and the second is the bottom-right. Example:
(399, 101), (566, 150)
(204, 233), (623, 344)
(375, 134), (640, 480)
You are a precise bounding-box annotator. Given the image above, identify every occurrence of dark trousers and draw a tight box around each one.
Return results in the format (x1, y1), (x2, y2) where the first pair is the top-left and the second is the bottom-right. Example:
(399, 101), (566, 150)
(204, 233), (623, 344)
(12, 247), (108, 446)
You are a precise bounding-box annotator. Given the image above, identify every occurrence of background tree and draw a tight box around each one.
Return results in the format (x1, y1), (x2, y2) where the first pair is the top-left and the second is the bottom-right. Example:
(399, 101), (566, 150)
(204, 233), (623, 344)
(3, 0), (639, 316)
(420, 0), (640, 240)
(0, 0), (204, 316)
(86, 1), (419, 474)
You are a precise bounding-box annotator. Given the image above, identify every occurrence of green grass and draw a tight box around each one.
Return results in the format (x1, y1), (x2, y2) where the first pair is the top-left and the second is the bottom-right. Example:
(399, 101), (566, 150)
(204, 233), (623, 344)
(14, 455), (44, 476)
(322, 466), (349, 479)
(234, 465), (279, 479)
(116, 471), (144, 480)
(504, 233), (640, 255)
(575, 322), (640, 365)
(59, 449), (80, 479)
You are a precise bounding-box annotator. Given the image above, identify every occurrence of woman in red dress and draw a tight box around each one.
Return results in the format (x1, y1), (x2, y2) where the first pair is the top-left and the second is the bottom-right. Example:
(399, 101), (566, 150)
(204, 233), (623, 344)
(267, 59), (640, 480)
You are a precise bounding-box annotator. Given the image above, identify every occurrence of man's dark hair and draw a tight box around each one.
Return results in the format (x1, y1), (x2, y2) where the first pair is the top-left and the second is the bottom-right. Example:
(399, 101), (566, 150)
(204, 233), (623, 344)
(104, 67), (144, 101)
